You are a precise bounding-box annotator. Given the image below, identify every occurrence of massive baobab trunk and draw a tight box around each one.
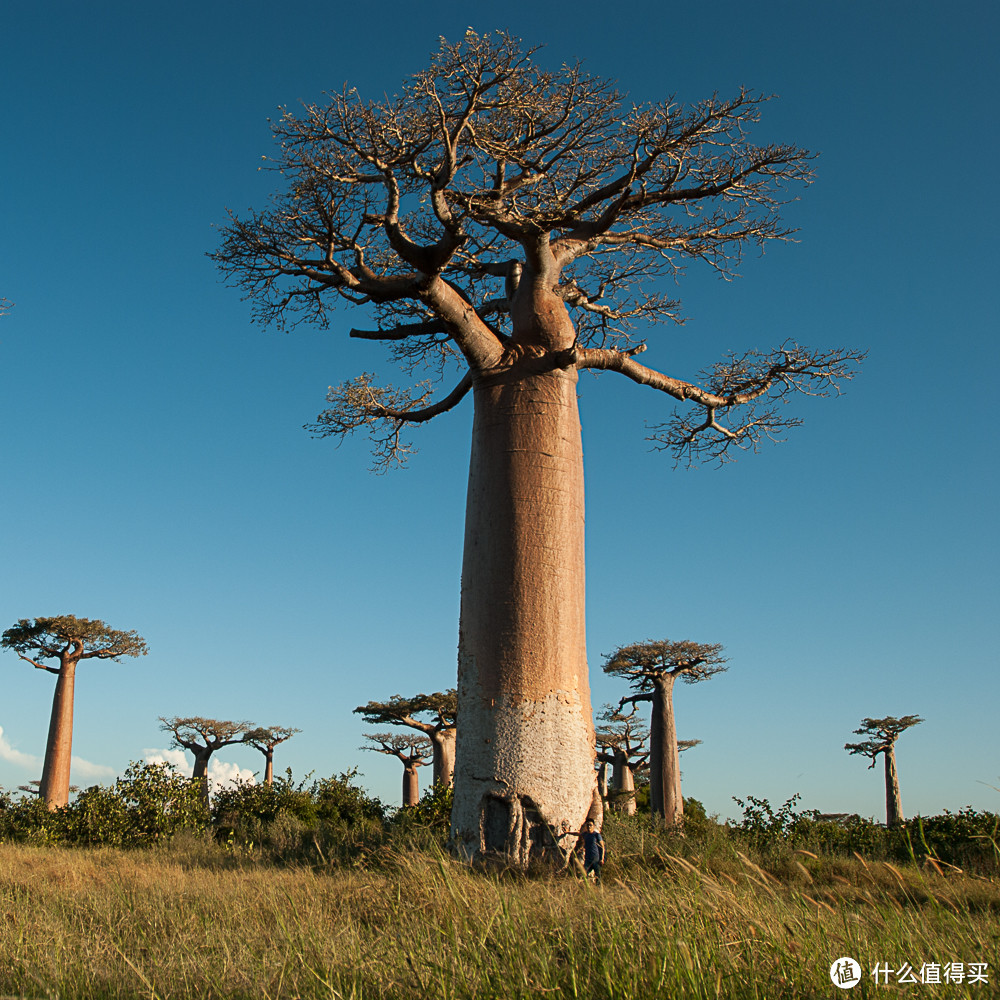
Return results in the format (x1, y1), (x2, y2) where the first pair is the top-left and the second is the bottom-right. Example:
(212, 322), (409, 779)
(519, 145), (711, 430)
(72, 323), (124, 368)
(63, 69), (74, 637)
(884, 748), (903, 828)
(38, 661), (77, 809)
(452, 362), (599, 861)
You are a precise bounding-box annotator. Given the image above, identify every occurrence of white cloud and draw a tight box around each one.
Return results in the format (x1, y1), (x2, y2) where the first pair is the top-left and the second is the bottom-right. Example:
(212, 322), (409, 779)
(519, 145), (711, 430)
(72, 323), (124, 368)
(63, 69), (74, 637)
(0, 726), (41, 771)
(143, 748), (256, 793)
(70, 757), (117, 779)
(143, 747), (189, 771)
(209, 758), (256, 792)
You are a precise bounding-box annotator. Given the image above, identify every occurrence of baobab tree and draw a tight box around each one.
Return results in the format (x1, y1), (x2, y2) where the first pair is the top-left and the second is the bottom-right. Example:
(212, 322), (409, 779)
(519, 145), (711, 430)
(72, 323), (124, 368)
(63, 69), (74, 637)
(354, 691), (457, 787)
(1, 616), (148, 808)
(361, 732), (432, 807)
(845, 715), (923, 827)
(607, 639), (726, 828)
(213, 31), (863, 862)
(159, 716), (254, 803)
(595, 706), (650, 815)
(242, 725), (301, 786)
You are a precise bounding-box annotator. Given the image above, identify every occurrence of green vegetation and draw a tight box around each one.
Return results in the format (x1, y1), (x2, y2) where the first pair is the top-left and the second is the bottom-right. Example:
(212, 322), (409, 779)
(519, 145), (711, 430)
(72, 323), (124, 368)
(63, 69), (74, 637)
(1, 774), (998, 997)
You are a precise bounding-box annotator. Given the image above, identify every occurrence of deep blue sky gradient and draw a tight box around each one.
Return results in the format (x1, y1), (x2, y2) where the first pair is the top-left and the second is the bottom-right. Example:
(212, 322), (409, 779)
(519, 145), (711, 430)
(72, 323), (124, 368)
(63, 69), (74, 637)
(1, 0), (997, 819)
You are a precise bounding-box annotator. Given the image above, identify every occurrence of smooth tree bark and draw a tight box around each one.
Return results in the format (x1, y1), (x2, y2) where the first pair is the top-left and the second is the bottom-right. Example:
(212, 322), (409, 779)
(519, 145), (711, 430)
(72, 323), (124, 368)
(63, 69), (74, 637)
(354, 691), (457, 787)
(362, 732), (432, 807)
(159, 716), (254, 803)
(213, 32), (863, 863)
(845, 715), (923, 827)
(608, 640), (726, 828)
(243, 725), (300, 785)
(1, 616), (147, 808)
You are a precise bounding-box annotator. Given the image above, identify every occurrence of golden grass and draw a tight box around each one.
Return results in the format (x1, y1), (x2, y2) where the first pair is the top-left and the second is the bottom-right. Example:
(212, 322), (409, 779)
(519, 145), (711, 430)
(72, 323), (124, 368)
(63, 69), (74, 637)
(1, 839), (998, 999)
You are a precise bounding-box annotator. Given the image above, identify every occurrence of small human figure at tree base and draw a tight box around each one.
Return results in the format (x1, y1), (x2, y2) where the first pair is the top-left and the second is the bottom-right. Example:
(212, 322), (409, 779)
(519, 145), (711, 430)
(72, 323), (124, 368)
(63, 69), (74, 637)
(579, 819), (606, 883)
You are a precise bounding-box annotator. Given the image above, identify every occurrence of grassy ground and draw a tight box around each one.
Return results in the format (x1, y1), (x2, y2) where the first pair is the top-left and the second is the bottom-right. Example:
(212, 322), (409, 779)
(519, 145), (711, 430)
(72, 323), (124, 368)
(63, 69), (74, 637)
(1, 817), (998, 999)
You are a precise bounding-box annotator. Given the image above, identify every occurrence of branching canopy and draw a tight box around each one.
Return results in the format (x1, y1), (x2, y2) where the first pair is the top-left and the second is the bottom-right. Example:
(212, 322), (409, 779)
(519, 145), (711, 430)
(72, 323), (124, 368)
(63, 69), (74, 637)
(604, 638), (728, 697)
(2, 616), (148, 675)
(361, 731), (433, 765)
(595, 704), (649, 766)
(213, 30), (863, 470)
(845, 715), (923, 769)
(159, 716), (255, 754)
(243, 725), (301, 754)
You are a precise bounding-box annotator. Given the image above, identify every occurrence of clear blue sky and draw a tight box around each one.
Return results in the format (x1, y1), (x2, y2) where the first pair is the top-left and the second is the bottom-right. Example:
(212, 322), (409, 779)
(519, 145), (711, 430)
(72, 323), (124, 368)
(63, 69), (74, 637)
(2, 0), (996, 821)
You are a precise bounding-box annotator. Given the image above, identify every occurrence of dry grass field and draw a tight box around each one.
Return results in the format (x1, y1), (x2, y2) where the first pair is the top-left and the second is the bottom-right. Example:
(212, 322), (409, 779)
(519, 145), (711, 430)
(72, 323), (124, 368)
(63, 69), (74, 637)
(1, 821), (998, 999)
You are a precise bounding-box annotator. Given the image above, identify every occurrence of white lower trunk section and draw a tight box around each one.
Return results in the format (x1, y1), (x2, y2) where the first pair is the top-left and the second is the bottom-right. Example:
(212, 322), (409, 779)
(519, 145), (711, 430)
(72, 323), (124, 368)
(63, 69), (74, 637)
(451, 687), (599, 863)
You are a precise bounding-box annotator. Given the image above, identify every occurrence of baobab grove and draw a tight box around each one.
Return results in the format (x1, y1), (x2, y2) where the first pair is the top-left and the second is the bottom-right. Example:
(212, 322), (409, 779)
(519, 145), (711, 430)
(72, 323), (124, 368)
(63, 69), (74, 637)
(213, 30), (863, 863)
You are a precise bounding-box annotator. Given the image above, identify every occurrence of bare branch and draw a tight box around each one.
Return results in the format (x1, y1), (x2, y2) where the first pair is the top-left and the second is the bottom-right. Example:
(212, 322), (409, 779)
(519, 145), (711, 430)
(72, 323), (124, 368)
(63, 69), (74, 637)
(305, 371), (472, 472)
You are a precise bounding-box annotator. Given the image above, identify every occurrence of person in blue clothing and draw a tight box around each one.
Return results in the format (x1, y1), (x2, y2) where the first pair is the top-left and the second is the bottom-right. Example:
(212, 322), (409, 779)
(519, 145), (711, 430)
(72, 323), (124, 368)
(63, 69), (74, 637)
(579, 819), (606, 882)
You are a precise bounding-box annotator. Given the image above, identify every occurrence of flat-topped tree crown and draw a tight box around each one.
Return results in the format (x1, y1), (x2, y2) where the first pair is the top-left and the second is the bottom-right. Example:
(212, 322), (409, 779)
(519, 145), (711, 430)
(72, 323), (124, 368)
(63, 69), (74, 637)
(2, 615), (147, 809)
(844, 715), (924, 763)
(605, 638), (728, 687)
(2, 616), (148, 666)
(214, 30), (862, 863)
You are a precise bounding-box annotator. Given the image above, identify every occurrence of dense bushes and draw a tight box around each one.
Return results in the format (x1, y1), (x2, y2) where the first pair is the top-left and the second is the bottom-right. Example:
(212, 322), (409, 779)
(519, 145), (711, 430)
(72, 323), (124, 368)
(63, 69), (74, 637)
(0, 762), (208, 846)
(3, 767), (997, 874)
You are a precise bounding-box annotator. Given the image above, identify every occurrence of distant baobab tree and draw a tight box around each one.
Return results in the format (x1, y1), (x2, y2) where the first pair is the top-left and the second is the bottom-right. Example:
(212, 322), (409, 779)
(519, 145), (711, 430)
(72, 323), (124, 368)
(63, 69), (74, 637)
(2, 616), (148, 808)
(354, 691), (457, 788)
(361, 732), (433, 807)
(606, 639), (726, 828)
(243, 725), (301, 786)
(595, 706), (650, 816)
(845, 715), (923, 827)
(213, 30), (863, 863)
(158, 716), (254, 803)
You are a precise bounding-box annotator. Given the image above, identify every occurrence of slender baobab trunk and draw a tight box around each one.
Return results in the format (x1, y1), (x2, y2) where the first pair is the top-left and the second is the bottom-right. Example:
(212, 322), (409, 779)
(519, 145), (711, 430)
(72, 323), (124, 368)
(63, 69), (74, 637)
(884, 748), (903, 827)
(452, 363), (599, 863)
(38, 659), (77, 809)
(402, 763), (420, 807)
(432, 729), (456, 787)
(649, 674), (683, 827)
(263, 750), (274, 787)
(610, 748), (637, 816)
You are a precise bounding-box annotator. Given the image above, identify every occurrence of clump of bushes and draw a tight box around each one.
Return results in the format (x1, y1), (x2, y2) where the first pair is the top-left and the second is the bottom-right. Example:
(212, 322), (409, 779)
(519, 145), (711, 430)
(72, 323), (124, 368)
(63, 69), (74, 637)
(0, 762), (207, 846)
(728, 792), (1000, 872)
